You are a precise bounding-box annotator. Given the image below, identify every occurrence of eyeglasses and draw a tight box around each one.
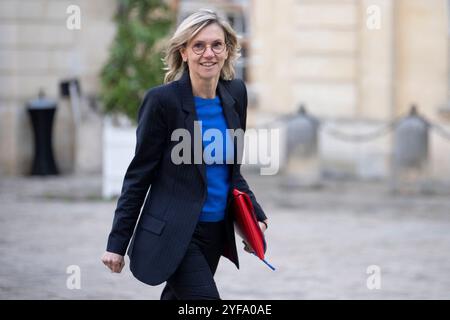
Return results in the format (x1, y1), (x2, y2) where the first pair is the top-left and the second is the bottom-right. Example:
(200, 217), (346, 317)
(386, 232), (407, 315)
(190, 41), (227, 55)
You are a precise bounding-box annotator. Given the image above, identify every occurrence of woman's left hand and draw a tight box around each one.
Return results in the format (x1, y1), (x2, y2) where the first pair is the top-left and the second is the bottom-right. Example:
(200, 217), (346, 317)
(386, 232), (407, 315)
(258, 221), (268, 233)
(242, 220), (268, 254)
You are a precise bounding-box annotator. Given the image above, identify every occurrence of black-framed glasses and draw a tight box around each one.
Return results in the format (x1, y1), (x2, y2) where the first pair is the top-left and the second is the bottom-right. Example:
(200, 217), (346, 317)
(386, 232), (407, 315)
(190, 40), (227, 55)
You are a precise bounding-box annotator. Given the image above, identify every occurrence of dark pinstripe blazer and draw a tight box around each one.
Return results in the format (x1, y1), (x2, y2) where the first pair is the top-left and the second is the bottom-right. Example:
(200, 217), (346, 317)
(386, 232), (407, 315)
(106, 72), (267, 286)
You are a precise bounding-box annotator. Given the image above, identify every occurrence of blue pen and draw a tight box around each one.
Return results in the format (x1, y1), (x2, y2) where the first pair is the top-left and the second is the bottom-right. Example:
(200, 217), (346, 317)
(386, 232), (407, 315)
(251, 252), (276, 271)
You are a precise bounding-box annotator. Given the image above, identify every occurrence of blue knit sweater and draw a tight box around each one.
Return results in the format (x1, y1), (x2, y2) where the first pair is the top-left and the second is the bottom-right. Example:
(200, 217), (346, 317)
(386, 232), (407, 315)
(194, 96), (232, 222)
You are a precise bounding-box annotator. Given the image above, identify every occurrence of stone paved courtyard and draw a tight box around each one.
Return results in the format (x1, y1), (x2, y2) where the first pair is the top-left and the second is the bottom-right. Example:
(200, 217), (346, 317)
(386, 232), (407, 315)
(1, 173), (450, 299)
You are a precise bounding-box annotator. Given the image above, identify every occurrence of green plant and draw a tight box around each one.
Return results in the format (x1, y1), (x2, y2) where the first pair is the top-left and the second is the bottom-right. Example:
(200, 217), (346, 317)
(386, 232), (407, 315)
(100, 0), (174, 122)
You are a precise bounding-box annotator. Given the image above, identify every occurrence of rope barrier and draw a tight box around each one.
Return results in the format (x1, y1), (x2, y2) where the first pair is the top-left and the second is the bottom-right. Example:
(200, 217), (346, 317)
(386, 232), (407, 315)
(322, 120), (398, 143)
(257, 111), (450, 143)
(430, 123), (450, 140)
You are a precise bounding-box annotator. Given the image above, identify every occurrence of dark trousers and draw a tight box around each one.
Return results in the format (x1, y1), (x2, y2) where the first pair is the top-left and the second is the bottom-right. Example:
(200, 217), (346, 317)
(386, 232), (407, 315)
(160, 220), (226, 300)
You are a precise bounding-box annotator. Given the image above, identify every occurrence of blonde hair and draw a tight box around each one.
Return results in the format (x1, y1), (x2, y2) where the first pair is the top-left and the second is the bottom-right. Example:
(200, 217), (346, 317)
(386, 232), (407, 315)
(163, 9), (241, 83)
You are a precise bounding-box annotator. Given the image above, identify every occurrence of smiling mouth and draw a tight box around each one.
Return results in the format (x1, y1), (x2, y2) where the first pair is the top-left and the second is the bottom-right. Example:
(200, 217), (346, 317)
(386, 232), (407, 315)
(200, 62), (217, 67)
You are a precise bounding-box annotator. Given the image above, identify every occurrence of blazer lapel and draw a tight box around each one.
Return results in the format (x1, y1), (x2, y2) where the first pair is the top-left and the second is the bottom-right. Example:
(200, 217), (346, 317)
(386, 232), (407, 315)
(178, 73), (207, 187)
(217, 80), (241, 132)
(217, 80), (241, 172)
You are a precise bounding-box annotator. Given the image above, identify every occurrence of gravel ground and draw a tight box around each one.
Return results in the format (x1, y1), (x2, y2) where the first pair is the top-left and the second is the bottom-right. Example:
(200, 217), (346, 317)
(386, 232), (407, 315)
(1, 173), (449, 299)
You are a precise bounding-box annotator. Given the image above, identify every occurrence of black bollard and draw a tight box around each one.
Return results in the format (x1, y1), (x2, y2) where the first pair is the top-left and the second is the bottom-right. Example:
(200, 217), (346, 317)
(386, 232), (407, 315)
(27, 90), (59, 175)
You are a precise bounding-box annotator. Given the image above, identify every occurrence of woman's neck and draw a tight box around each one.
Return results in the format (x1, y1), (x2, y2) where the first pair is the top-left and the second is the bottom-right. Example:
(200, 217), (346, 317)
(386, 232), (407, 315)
(190, 74), (219, 99)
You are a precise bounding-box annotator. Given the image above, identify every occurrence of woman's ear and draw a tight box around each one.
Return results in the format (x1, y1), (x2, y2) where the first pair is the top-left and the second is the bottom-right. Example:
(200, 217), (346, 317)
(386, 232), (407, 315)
(224, 46), (229, 61)
(180, 48), (187, 63)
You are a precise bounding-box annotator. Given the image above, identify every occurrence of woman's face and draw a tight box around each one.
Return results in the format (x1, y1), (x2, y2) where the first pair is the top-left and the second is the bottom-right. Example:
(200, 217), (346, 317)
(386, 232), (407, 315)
(180, 23), (229, 83)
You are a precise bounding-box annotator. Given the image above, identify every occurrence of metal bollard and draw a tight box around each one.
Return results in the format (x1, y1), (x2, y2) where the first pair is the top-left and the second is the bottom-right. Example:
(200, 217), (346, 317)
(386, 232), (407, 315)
(393, 105), (429, 169)
(281, 105), (321, 188)
(286, 105), (320, 159)
(391, 105), (430, 194)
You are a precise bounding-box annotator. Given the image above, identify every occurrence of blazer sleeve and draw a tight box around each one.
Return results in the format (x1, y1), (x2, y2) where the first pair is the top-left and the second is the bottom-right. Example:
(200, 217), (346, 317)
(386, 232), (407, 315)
(233, 80), (268, 222)
(106, 89), (167, 255)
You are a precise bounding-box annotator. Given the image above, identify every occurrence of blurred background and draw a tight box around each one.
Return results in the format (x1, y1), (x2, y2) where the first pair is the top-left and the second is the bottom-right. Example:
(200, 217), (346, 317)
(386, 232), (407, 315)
(1, 0), (450, 299)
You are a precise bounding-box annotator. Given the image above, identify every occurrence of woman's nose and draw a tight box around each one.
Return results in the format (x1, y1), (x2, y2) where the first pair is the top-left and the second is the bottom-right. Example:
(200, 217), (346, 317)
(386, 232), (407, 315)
(203, 46), (215, 57)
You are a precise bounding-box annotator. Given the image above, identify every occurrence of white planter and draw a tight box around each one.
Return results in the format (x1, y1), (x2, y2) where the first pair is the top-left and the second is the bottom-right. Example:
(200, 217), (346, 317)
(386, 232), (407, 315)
(102, 116), (136, 199)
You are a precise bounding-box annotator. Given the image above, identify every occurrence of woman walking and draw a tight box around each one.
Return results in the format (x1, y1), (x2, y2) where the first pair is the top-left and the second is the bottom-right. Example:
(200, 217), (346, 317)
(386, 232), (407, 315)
(102, 9), (268, 300)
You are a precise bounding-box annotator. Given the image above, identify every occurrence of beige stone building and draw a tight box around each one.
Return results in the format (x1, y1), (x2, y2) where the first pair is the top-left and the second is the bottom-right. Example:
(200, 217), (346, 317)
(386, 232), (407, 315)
(0, 0), (116, 176)
(248, 0), (450, 181)
(1, 0), (450, 183)
(249, 0), (449, 117)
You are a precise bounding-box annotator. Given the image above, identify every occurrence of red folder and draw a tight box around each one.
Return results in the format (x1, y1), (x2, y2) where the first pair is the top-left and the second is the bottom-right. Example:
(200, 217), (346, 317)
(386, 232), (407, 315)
(232, 189), (275, 270)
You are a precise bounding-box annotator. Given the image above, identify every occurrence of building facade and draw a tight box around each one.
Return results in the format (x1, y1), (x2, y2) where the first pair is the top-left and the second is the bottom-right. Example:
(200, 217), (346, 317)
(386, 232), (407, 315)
(0, 0), (116, 175)
(1, 0), (450, 182)
(248, 0), (450, 180)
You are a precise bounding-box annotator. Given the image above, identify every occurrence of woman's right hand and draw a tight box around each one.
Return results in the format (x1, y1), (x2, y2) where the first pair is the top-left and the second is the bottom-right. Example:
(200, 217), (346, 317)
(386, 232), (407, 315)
(242, 240), (254, 254)
(101, 251), (125, 273)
